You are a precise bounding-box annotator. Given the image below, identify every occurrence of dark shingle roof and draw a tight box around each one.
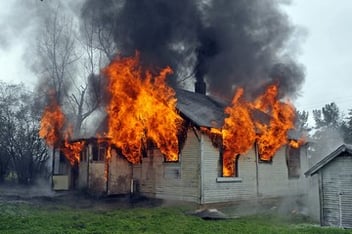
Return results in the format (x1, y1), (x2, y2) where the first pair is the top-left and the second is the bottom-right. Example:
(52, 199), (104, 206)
(175, 89), (226, 128)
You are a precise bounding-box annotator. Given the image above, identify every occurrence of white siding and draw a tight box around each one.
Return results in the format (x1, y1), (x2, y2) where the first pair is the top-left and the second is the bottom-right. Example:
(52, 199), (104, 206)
(133, 128), (201, 202)
(202, 136), (309, 204)
(258, 147), (308, 198)
(321, 154), (352, 228)
(201, 135), (257, 204)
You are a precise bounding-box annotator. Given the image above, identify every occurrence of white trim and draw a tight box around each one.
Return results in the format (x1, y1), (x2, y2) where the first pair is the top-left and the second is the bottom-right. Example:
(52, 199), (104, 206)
(200, 134), (205, 204)
(216, 177), (243, 183)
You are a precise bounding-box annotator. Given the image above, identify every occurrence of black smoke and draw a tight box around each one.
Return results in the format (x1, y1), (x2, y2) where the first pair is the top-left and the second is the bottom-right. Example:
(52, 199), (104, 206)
(81, 0), (304, 100)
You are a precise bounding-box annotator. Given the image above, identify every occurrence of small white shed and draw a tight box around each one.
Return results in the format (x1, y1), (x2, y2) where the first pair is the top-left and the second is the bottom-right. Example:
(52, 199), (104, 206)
(305, 144), (352, 228)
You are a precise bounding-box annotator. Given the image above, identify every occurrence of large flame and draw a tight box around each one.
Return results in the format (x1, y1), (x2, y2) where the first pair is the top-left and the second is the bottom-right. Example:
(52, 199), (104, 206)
(252, 84), (296, 161)
(103, 53), (183, 164)
(39, 100), (65, 147)
(39, 97), (84, 165)
(207, 84), (297, 176)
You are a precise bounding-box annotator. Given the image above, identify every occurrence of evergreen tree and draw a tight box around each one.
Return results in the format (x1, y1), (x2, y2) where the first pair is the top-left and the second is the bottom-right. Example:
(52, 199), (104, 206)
(311, 102), (344, 163)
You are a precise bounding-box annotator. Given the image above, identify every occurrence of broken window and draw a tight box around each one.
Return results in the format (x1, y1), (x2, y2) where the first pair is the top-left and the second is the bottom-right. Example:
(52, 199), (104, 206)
(286, 145), (301, 178)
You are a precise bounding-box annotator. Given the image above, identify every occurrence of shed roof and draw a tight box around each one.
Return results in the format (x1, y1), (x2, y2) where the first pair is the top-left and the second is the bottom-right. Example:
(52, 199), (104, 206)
(304, 144), (352, 177)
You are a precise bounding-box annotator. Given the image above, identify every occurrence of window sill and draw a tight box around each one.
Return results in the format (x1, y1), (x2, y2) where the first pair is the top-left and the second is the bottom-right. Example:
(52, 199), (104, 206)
(163, 162), (181, 166)
(216, 177), (242, 183)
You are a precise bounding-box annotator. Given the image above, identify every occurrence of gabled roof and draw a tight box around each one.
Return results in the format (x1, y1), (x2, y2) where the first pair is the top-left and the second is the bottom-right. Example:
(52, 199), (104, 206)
(175, 89), (226, 128)
(304, 144), (352, 177)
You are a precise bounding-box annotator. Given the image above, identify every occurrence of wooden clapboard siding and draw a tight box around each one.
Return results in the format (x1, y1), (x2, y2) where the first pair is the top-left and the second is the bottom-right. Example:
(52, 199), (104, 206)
(319, 154), (352, 228)
(201, 135), (257, 204)
(88, 162), (105, 194)
(201, 137), (308, 204)
(133, 128), (201, 202)
(258, 147), (307, 198)
(107, 149), (132, 195)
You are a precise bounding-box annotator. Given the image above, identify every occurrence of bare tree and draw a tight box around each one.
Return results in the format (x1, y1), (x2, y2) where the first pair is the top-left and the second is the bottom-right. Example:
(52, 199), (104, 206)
(0, 82), (16, 182)
(34, 2), (105, 137)
(0, 82), (49, 184)
(66, 18), (107, 136)
(35, 3), (79, 105)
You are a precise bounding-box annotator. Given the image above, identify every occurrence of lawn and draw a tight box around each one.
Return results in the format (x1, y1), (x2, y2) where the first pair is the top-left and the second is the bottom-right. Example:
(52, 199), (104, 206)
(0, 199), (351, 234)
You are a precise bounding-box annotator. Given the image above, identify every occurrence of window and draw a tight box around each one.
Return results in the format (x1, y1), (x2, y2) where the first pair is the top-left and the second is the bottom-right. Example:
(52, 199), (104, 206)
(221, 150), (239, 177)
(286, 145), (301, 178)
(216, 150), (242, 183)
(164, 166), (181, 179)
(92, 144), (106, 162)
(56, 152), (68, 174)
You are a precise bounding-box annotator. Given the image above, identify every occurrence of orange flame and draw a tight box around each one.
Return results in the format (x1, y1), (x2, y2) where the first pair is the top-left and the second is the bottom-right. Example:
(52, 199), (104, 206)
(289, 138), (306, 148)
(39, 97), (84, 165)
(105, 145), (112, 182)
(61, 141), (85, 165)
(103, 53), (183, 164)
(206, 84), (296, 176)
(39, 101), (65, 147)
(252, 84), (295, 161)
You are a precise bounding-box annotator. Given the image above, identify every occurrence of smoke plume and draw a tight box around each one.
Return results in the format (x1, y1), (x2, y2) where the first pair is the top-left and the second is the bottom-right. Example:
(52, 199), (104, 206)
(81, 0), (304, 100)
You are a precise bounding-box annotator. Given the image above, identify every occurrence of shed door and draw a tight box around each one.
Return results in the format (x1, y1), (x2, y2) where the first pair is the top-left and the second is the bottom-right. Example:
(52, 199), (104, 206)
(341, 193), (352, 228)
(338, 170), (352, 228)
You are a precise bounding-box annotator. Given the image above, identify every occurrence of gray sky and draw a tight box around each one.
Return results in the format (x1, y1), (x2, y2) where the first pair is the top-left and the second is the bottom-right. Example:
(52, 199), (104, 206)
(0, 0), (352, 117)
(283, 1), (352, 115)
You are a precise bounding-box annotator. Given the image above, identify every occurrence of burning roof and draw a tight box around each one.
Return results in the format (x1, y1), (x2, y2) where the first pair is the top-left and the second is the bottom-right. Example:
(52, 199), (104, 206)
(175, 89), (226, 128)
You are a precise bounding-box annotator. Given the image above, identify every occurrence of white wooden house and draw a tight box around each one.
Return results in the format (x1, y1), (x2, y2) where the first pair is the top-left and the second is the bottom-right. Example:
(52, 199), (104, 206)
(305, 144), (352, 228)
(52, 89), (309, 205)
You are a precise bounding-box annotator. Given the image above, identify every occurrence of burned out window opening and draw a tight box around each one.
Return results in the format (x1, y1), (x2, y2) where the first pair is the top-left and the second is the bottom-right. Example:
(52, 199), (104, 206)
(220, 149), (239, 177)
(163, 154), (180, 163)
(255, 141), (273, 164)
(216, 150), (242, 183)
(286, 145), (301, 178)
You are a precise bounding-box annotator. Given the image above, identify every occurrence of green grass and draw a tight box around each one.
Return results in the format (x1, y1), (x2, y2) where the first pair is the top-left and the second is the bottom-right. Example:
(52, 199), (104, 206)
(0, 201), (351, 234)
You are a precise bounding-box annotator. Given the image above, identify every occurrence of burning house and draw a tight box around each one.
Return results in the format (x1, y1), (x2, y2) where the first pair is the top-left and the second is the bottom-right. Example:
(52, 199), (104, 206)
(39, 0), (308, 205)
(43, 54), (308, 205)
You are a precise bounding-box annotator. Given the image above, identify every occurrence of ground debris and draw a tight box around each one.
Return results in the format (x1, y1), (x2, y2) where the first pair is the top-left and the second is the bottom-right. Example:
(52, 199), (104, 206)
(188, 208), (229, 220)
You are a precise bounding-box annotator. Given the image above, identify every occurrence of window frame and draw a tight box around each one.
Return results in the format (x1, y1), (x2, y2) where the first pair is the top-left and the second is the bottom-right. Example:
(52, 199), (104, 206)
(286, 145), (301, 179)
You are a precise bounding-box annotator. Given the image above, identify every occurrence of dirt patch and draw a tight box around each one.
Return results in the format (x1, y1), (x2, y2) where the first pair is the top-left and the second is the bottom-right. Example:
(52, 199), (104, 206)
(0, 183), (166, 211)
